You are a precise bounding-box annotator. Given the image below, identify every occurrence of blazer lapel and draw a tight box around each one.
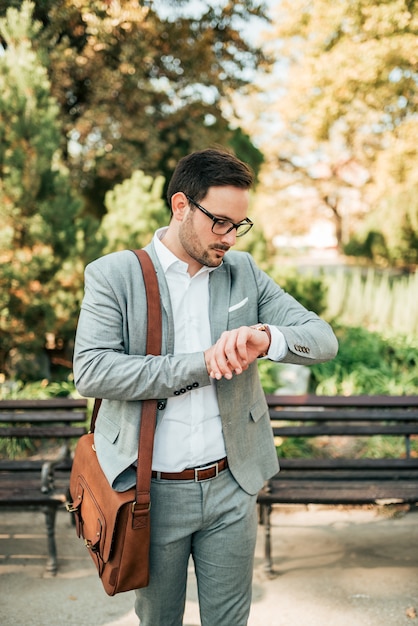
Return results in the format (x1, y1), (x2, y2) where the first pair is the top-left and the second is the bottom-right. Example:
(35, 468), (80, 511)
(209, 264), (231, 343)
(143, 243), (174, 354)
(145, 242), (232, 349)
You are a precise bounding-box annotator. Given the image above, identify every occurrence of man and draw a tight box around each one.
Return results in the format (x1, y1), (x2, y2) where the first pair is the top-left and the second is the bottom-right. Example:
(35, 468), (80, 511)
(73, 148), (338, 626)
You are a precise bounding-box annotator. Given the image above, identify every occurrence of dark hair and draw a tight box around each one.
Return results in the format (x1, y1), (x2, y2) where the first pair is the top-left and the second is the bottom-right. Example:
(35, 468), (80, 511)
(166, 148), (254, 210)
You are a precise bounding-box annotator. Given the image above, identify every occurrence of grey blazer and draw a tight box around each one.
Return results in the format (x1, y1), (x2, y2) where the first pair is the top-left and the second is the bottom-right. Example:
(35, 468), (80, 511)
(73, 242), (338, 495)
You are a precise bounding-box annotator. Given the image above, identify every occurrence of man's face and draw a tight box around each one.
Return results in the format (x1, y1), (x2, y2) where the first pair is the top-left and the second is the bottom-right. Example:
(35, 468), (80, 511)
(178, 185), (250, 270)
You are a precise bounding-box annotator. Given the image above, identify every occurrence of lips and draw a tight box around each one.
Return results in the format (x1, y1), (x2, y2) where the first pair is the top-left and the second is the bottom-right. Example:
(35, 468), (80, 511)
(212, 246), (229, 256)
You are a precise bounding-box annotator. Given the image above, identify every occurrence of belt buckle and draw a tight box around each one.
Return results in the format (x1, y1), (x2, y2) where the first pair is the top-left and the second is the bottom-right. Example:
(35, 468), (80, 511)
(195, 461), (218, 482)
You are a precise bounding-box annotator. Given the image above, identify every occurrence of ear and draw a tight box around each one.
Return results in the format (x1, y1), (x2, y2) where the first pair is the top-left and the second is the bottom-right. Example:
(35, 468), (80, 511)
(171, 192), (189, 222)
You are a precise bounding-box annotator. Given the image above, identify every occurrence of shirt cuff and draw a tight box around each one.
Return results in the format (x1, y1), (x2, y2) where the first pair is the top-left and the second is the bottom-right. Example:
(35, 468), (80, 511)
(265, 325), (287, 361)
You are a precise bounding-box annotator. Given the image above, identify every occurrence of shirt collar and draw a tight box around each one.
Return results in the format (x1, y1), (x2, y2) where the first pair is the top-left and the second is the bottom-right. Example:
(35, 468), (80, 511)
(153, 227), (220, 277)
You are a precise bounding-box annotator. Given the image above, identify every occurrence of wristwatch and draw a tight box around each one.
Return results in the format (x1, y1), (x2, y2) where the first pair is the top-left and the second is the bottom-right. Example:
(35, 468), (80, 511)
(251, 324), (272, 358)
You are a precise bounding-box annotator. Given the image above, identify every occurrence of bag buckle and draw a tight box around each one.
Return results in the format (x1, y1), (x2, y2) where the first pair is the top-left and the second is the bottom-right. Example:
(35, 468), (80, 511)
(84, 538), (100, 553)
(132, 501), (151, 512)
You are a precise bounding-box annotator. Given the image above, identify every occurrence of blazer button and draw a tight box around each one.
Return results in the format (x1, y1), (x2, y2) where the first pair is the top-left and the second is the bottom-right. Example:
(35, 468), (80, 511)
(179, 388), (186, 394)
(174, 390), (180, 396)
(186, 385), (193, 390)
(157, 400), (166, 410)
(192, 382), (199, 388)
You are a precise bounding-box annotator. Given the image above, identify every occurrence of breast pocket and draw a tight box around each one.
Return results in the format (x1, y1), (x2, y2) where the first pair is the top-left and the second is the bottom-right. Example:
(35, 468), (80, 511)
(228, 297), (250, 328)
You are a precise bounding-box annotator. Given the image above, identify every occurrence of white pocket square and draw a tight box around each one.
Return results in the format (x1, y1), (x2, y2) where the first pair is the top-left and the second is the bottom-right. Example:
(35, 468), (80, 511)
(228, 297), (248, 313)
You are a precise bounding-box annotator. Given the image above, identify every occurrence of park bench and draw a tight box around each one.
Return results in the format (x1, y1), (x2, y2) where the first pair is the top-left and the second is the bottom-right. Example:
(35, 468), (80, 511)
(258, 394), (418, 575)
(0, 397), (88, 575)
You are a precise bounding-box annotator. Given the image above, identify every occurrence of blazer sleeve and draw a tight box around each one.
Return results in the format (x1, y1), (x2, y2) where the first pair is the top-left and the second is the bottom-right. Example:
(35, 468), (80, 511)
(247, 255), (338, 365)
(73, 251), (211, 401)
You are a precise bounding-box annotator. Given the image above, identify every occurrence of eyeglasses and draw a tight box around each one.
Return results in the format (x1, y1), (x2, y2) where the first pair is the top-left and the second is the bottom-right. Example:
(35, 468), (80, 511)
(185, 195), (253, 237)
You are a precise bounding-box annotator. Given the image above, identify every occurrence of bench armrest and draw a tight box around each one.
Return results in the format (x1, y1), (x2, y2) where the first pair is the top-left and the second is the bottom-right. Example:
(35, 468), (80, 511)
(40, 444), (72, 493)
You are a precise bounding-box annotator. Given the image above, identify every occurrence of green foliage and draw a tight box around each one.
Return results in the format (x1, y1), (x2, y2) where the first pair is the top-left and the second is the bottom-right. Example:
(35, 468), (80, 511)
(258, 295), (418, 396)
(258, 0), (418, 261)
(9, 0), (270, 215)
(234, 222), (274, 270)
(0, 378), (76, 401)
(324, 267), (418, 336)
(344, 231), (388, 262)
(376, 185), (418, 266)
(276, 436), (316, 459)
(271, 268), (328, 316)
(229, 127), (264, 182)
(259, 324), (418, 460)
(257, 360), (283, 394)
(310, 326), (418, 396)
(344, 185), (418, 266)
(275, 432), (416, 461)
(0, 1), (81, 379)
(100, 170), (168, 253)
(359, 436), (413, 460)
(0, 376), (78, 458)
(0, 436), (35, 461)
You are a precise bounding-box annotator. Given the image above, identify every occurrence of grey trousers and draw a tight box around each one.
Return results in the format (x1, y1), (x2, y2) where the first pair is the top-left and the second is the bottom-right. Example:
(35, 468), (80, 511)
(135, 468), (258, 626)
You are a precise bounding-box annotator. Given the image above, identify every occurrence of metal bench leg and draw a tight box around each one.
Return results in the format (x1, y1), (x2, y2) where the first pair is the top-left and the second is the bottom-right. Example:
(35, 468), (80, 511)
(42, 505), (58, 576)
(260, 503), (274, 576)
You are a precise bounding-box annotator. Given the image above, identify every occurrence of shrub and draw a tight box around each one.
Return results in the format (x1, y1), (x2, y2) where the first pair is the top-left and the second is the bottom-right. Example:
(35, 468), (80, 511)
(310, 326), (418, 395)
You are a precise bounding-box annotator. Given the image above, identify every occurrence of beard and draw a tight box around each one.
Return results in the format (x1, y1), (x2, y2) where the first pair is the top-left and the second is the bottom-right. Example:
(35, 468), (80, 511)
(179, 213), (229, 268)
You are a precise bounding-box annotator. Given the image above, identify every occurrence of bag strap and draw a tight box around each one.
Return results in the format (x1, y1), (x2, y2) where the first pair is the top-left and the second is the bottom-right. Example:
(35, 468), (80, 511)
(89, 249), (162, 521)
(131, 249), (161, 518)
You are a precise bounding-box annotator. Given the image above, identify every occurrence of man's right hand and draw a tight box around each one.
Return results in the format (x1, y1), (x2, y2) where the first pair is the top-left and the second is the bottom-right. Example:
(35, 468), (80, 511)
(204, 326), (270, 380)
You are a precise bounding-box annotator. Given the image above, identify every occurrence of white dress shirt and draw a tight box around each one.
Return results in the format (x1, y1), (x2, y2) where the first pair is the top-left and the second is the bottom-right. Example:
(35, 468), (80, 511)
(151, 228), (287, 472)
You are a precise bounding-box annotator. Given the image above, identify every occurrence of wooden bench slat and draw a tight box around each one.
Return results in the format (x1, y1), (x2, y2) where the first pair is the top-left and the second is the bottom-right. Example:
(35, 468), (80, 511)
(272, 424), (418, 436)
(258, 482), (418, 505)
(260, 479), (418, 492)
(266, 394), (418, 408)
(0, 410), (87, 423)
(278, 457), (418, 470)
(0, 459), (73, 471)
(0, 490), (68, 505)
(272, 468), (418, 480)
(0, 426), (87, 438)
(0, 474), (70, 487)
(0, 398), (88, 410)
(269, 408), (418, 421)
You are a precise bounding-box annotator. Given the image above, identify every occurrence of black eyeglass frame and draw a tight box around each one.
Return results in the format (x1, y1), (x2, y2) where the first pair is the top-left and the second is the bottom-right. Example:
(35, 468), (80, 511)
(185, 194), (254, 237)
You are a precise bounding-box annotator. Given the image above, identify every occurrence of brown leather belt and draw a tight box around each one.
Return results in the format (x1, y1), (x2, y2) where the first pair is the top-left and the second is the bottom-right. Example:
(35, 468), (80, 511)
(152, 457), (228, 482)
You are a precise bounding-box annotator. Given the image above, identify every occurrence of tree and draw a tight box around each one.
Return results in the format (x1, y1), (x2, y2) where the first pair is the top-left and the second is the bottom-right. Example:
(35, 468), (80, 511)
(1, 0), (270, 216)
(0, 1), (80, 380)
(100, 169), (167, 253)
(248, 0), (418, 264)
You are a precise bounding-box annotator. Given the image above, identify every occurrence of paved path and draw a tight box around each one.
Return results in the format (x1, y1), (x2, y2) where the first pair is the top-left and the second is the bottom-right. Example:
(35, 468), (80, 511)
(0, 505), (417, 625)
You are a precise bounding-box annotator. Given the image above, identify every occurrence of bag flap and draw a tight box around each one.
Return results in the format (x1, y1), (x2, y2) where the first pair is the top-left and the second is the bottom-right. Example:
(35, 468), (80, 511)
(69, 433), (136, 562)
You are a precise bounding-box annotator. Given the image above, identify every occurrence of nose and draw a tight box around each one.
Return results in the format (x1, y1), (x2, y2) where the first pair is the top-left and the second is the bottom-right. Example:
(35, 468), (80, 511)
(221, 228), (237, 247)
